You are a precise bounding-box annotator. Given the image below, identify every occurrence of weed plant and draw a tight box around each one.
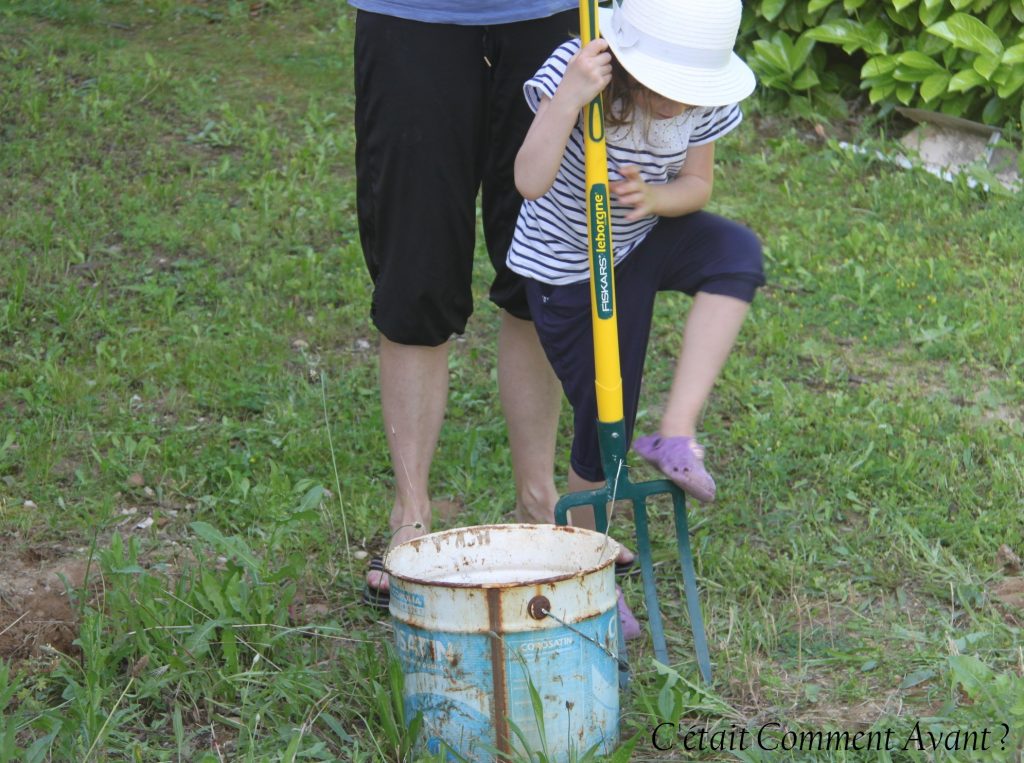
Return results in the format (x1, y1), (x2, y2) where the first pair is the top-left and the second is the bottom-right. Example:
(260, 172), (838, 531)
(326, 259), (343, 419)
(1, 1), (1022, 761)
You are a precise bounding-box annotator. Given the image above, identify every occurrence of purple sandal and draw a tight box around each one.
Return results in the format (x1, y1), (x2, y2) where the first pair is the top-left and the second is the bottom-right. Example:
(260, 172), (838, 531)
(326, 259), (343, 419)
(616, 586), (641, 641)
(633, 434), (716, 503)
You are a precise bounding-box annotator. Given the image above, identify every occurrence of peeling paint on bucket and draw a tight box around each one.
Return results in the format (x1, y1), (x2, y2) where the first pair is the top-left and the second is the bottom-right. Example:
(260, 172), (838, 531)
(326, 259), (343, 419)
(387, 524), (621, 762)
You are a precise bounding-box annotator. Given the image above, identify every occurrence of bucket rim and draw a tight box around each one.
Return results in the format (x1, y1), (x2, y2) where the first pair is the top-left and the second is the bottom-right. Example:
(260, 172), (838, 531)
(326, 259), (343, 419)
(385, 523), (619, 590)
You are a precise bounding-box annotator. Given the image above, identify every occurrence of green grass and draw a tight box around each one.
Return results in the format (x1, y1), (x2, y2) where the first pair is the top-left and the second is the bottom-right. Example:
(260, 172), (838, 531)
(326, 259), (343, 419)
(1, 1), (1023, 761)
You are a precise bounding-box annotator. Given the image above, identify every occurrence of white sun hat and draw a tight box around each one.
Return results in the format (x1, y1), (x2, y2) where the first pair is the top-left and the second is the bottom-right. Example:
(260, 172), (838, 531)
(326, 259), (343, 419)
(598, 0), (756, 108)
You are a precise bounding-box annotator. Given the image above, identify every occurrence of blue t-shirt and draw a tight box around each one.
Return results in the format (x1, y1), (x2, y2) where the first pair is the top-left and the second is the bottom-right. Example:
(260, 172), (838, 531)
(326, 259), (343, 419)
(347, 0), (575, 25)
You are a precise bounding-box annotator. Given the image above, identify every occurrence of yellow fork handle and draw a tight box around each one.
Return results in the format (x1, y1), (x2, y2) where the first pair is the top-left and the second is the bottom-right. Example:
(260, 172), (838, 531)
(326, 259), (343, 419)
(580, 0), (623, 424)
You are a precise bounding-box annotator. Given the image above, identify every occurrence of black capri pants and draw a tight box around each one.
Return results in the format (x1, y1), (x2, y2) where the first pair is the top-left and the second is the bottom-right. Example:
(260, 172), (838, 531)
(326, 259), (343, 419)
(354, 10), (577, 346)
(525, 212), (765, 482)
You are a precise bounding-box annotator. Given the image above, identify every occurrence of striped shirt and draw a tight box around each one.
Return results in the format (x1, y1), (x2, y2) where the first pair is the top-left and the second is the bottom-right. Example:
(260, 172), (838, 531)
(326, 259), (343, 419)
(507, 39), (743, 285)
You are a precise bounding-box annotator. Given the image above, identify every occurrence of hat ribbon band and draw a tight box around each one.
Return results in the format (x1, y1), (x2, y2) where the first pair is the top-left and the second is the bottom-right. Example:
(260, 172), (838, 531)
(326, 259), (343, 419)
(611, 6), (732, 70)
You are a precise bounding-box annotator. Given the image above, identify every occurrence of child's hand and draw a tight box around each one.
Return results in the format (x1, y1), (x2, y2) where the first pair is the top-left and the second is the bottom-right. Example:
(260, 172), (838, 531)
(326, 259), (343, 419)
(558, 39), (612, 112)
(610, 165), (659, 220)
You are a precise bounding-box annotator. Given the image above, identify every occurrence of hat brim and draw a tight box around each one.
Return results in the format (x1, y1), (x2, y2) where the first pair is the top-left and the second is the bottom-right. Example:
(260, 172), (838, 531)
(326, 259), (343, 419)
(598, 6), (756, 108)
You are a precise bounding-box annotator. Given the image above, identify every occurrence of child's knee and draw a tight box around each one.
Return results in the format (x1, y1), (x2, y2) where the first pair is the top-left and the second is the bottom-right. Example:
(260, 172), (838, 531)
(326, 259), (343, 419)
(729, 223), (763, 274)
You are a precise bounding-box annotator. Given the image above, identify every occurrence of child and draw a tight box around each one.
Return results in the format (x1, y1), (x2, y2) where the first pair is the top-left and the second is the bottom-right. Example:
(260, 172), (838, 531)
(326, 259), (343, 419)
(508, 0), (765, 507)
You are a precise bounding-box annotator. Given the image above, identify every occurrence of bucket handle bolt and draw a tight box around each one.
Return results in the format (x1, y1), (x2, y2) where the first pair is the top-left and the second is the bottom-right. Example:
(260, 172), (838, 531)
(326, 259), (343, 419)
(527, 596), (551, 620)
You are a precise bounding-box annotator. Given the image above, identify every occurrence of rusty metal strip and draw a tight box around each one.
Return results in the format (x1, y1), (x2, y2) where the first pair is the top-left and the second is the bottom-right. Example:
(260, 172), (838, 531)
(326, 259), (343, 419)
(487, 587), (510, 757)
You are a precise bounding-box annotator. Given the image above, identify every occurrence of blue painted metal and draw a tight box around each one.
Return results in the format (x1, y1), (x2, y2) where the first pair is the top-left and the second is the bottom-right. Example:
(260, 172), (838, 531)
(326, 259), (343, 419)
(387, 525), (622, 763)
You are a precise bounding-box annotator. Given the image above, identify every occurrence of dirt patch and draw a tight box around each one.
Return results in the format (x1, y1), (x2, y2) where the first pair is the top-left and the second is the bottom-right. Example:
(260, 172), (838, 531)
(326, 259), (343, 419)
(992, 577), (1024, 607)
(991, 577), (1024, 627)
(0, 548), (93, 661)
(989, 544), (1024, 625)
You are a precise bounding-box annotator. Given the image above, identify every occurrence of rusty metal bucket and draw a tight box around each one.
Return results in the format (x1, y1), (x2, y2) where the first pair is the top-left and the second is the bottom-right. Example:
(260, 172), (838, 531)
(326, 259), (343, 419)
(386, 524), (622, 762)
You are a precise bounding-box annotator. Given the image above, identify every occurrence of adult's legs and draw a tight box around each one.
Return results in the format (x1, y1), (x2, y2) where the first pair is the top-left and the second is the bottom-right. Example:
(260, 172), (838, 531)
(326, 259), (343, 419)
(366, 338), (449, 592)
(498, 312), (562, 524)
(485, 11), (577, 526)
(355, 13), (486, 593)
(380, 343), (450, 525)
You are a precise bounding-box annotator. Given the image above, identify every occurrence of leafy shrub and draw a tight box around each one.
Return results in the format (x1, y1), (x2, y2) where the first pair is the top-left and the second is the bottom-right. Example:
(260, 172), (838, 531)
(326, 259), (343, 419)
(738, 0), (1024, 129)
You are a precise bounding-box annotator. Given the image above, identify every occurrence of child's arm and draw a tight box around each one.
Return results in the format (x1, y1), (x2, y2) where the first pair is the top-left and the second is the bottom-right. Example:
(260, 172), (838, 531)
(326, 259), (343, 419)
(515, 40), (612, 200)
(610, 143), (716, 221)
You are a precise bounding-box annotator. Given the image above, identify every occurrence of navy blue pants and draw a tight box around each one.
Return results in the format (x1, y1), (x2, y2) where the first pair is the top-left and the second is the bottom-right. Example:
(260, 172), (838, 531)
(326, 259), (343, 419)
(525, 212), (765, 482)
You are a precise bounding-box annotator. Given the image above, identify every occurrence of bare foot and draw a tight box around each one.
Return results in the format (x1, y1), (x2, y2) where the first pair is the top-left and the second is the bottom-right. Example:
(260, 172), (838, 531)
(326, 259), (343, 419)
(366, 522), (429, 594)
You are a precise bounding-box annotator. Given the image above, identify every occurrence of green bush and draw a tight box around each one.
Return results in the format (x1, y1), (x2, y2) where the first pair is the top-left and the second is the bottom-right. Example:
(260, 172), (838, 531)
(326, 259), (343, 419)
(738, 0), (1024, 129)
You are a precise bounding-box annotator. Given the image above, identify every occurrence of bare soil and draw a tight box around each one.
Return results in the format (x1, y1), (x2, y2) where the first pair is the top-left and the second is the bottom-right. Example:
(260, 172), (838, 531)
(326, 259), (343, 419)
(991, 576), (1024, 626)
(0, 546), (92, 661)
